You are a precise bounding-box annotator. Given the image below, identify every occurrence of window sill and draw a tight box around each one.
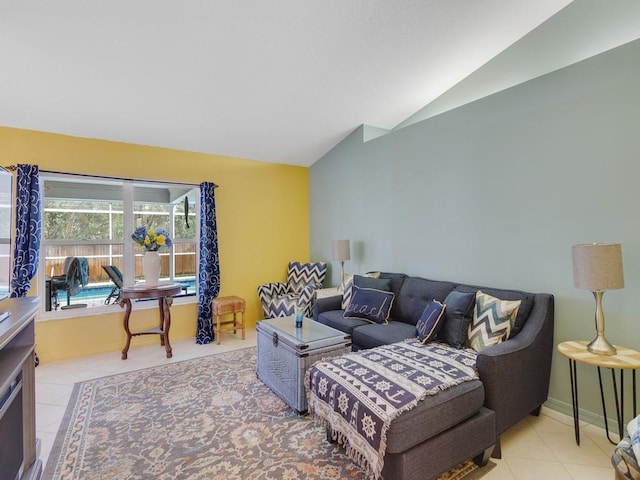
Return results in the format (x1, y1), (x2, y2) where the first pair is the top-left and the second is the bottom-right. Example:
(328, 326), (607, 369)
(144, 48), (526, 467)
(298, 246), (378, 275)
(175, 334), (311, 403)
(37, 293), (198, 322)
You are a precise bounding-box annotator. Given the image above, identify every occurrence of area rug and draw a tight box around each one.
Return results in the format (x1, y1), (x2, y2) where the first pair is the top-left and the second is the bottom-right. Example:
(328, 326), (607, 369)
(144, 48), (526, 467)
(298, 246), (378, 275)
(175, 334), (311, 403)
(43, 347), (495, 480)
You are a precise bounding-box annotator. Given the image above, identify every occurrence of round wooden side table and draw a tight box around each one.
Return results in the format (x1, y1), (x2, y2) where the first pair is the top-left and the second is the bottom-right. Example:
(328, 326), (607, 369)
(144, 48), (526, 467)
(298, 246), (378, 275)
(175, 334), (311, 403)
(119, 282), (183, 359)
(557, 340), (640, 445)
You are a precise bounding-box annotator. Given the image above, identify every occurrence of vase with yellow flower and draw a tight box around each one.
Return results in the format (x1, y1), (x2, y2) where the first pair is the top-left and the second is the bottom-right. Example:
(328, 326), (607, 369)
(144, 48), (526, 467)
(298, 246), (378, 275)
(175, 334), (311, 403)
(131, 226), (173, 286)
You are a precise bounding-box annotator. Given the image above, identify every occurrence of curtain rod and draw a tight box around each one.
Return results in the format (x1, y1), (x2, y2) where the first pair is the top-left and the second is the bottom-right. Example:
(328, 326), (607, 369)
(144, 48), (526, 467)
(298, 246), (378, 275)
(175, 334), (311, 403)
(2, 165), (219, 188)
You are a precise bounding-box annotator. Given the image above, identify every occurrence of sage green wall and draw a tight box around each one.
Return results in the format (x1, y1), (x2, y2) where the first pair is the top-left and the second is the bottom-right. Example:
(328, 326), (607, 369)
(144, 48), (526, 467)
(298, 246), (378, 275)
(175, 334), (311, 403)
(310, 38), (640, 426)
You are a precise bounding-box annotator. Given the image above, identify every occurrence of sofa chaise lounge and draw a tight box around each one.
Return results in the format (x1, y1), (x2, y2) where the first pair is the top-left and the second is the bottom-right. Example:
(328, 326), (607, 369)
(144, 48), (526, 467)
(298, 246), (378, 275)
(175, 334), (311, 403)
(312, 272), (554, 480)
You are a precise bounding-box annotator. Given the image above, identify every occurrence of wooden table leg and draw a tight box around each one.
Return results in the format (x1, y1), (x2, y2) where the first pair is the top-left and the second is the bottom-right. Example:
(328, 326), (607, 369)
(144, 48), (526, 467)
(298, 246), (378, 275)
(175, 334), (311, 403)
(163, 297), (173, 358)
(215, 314), (221, 345)
(158, 298), (165, 347)
(121, 299), (132, 360)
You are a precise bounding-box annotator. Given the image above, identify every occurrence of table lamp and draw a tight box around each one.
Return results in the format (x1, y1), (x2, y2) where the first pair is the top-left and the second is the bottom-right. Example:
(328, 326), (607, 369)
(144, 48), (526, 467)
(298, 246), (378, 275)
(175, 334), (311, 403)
(572, 243), (624, 356)
(332, 239), (350, 292)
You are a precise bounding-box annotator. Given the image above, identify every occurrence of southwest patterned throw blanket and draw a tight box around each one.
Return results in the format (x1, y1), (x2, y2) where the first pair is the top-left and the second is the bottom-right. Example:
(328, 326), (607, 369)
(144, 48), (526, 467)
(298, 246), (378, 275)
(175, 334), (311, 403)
(305, 339), (479, 480)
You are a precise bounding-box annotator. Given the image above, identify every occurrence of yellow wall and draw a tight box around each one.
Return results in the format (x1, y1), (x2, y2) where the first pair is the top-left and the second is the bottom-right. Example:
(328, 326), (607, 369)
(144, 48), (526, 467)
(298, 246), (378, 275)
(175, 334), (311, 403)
(0, 127), (309, 363)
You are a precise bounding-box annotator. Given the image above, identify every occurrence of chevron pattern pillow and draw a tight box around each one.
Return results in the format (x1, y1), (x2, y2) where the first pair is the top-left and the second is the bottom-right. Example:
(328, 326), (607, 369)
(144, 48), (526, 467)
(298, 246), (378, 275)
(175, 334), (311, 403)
(468, 290), (521, 352)
(287, 261), (326, 293)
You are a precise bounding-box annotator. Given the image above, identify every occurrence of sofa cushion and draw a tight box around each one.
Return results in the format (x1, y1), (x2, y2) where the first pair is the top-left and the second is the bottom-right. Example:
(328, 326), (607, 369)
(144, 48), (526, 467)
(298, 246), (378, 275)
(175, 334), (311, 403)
(455, 284), (534, 336)
(317, 309), (369, 335)
(344, 285), (395, 324)
(351, 321), (417, 350)
(468, 290), (521, 352)
(385, 379), (484, 454)
(392, 277), (456, 326)
(416, 300), (446, 344)
(439, 290), (476, 348)
(376, 272), (408, 294)
(354, 274), (391, 291)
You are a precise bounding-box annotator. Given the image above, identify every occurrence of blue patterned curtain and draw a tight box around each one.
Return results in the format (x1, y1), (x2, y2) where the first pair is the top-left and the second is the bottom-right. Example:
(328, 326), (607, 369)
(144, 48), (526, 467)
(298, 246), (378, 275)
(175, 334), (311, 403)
(196, 182), (220, 344)
(10, 164), (41, 298)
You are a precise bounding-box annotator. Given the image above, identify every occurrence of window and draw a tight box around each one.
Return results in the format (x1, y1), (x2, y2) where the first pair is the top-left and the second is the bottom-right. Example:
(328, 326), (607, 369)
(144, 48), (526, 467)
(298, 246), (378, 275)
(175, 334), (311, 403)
(0, 168), (11, 299)
(40, 174), (198, 314)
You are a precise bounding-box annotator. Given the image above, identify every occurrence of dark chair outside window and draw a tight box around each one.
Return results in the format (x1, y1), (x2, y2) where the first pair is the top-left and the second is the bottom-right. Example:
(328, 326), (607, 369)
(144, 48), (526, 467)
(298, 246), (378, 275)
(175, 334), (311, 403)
(102, 265), (123, 305)
(50, 257), (89, 310)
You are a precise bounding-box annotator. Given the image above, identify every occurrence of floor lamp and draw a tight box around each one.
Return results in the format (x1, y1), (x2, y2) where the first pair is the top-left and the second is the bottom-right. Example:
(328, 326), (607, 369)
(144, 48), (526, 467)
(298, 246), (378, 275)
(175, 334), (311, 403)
(572, 243), (624, 356)
(332, 240), (350, 292)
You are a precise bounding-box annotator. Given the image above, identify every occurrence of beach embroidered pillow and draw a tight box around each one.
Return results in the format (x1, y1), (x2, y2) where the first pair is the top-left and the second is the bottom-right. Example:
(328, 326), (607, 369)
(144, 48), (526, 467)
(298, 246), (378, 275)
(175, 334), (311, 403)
(344, 285), (394, 324)
(468, 290), (521, 352)
(416, 300), (446, 344)
(341, 272), (381, 310)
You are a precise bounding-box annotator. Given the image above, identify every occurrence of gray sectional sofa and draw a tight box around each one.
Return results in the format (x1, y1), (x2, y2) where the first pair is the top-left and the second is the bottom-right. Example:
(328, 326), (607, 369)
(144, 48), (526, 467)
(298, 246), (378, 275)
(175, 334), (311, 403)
(312, 272), (554, 480)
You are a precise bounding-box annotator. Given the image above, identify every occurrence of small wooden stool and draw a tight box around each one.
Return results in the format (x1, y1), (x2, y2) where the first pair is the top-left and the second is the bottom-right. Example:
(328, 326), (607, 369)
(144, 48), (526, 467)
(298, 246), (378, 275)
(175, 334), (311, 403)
(211, 295), (246, 345)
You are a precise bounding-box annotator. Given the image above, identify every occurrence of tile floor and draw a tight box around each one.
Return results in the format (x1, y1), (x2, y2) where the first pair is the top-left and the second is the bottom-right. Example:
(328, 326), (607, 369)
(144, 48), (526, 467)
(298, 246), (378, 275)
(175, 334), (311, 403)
(35, 328), (617, 479)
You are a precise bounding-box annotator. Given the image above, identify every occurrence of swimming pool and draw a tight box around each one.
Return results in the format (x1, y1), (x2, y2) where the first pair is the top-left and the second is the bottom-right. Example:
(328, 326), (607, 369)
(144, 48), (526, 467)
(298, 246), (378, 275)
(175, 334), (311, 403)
(50, 279), (197, 310)
(75, 280), (196, 301)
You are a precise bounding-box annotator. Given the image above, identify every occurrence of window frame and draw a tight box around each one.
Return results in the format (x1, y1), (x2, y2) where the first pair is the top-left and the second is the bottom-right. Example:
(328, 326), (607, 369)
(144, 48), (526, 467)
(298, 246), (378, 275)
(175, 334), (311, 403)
(38, 173), (199, 320)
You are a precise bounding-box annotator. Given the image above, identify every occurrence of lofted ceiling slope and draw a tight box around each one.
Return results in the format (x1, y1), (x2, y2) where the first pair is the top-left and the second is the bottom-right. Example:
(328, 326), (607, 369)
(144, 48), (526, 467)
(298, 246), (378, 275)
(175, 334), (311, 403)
(4, 0), (633, 167)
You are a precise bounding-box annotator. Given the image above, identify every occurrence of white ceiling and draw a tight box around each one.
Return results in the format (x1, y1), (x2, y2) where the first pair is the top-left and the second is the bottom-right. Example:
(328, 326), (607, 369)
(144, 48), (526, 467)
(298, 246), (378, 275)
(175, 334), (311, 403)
(1, 0), (632, 167)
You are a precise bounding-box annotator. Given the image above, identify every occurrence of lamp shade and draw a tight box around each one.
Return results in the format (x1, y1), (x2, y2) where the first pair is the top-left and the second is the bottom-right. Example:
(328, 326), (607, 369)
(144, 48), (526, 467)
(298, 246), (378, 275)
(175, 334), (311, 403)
(572, 243), (624, 291)
(332, 239), (350, 262)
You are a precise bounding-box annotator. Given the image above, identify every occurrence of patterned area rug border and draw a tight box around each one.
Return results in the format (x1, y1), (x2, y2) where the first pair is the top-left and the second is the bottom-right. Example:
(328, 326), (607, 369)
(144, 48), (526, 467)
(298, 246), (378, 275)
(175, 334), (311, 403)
(43, 346), (495, 480)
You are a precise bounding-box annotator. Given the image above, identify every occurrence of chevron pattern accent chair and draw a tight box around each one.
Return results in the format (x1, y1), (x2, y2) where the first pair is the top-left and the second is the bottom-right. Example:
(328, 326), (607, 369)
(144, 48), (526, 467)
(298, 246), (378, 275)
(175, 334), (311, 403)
(257, 261), (327, 319)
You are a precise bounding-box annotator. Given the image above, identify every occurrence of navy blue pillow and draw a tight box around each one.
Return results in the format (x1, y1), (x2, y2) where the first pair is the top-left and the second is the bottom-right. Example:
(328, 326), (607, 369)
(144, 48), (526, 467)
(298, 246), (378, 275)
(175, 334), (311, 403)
(416, 300), (446, 344)
(344, 285), (395, 324)
(439, 290), (476, 348)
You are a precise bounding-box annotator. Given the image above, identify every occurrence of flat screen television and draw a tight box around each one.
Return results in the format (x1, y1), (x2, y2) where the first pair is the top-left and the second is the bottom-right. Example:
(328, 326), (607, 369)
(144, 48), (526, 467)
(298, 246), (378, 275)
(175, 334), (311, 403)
(0, 166), (12, 301)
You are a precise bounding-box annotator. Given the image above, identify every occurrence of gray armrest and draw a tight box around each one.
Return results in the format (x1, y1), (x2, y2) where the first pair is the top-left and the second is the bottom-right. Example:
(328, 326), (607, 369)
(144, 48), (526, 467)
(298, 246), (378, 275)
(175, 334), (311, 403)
(312, 295), (342, 321)
(476, 293), (554, 436)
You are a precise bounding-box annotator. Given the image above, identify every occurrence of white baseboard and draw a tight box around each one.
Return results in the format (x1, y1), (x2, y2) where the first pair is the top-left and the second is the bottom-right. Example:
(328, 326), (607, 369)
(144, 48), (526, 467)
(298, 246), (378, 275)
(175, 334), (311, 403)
(543, 396), (620, 433)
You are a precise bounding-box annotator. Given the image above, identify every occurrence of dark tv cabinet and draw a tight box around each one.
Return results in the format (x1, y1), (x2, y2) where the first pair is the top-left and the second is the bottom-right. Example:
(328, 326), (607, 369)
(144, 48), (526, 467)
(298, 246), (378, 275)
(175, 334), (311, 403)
(0, 297), (41, 480)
